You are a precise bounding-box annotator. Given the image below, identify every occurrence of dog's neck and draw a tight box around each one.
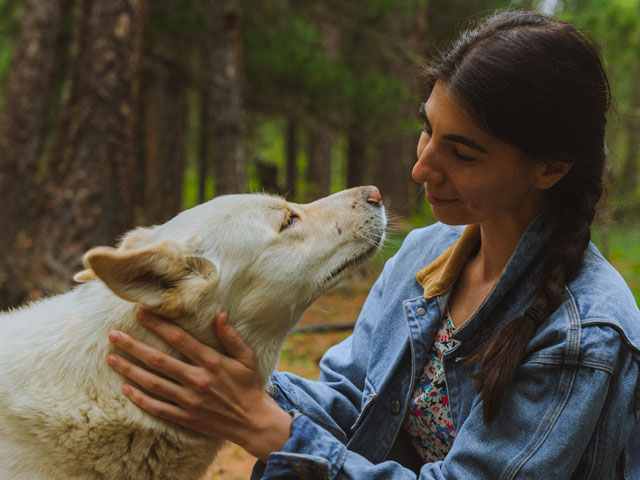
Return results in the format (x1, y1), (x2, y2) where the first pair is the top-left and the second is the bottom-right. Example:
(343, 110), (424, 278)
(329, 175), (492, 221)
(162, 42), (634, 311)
(74, 281), (297, 386)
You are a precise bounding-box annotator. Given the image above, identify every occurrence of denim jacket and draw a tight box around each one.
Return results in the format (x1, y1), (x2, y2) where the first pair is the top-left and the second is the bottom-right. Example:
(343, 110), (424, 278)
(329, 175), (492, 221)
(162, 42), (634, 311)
(252, 215), (640, 479)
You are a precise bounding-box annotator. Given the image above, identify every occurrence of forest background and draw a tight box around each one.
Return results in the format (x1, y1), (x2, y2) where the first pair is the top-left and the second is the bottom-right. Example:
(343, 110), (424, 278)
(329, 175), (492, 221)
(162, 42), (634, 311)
(0, 0), (639, 309)
(0, 0), (638, 477)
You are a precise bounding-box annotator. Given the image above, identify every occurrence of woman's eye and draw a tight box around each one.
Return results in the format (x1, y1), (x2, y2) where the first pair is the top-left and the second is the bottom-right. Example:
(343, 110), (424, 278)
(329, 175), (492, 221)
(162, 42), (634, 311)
(453, 150), (474, 162)
(281, 212), (298, 231)
(422, 125), (432, 136)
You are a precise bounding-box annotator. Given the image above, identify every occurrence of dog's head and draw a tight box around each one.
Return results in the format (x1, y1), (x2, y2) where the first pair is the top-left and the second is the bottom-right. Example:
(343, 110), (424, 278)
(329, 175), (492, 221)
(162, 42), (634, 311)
(75, 187), (386, 375)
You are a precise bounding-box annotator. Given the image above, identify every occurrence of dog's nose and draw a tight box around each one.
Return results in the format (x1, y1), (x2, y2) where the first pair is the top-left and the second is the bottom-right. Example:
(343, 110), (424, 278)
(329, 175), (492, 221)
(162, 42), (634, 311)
(366, 186), (382, 205)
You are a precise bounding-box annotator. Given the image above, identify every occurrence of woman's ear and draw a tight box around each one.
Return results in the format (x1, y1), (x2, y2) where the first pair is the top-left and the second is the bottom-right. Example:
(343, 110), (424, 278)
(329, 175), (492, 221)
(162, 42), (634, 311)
(532, 158), (573, 190)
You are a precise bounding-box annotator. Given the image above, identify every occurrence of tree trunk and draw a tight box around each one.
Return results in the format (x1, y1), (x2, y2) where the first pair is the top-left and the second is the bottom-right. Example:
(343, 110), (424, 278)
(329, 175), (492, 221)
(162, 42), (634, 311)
(0, 0), (73, 308)
(619, 75), (640, 208)
(33, 0), (146, 295)
(207, 0), (246, 195)
(285, 118), (297, 198)
(305, 2), (340, 201)
(306, 128), (333, 199)
(372, 0), (427, 217)
(373, 139), (415, 216)
(347, 124), (367, 188)
(143, 68), (187, 224)
(198, 86), (211, 203)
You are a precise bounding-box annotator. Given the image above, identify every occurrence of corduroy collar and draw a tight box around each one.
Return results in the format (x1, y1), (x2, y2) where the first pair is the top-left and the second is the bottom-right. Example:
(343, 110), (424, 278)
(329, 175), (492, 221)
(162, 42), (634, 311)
(415, 224), (481, 299)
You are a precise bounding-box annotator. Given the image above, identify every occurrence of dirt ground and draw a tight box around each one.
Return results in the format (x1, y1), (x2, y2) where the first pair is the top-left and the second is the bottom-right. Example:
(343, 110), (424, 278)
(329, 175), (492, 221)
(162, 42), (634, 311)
(202, 275), (374, 479)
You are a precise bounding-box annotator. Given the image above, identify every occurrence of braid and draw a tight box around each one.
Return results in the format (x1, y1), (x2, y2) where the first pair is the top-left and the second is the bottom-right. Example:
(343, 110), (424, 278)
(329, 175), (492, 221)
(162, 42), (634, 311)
(470, 158), (605, 424)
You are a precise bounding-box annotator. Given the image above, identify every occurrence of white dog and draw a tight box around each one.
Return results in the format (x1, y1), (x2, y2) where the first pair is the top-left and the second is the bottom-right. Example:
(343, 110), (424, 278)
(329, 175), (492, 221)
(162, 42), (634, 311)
(0, 186), (386, 480)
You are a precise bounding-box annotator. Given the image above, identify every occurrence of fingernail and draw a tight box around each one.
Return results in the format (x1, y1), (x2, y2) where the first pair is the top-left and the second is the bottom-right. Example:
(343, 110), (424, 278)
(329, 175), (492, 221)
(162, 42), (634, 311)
(122, 385), (132, 395)
(136, 310), (149, 323)
(108, 331), (122, 343)
(107, 354), (119, 366)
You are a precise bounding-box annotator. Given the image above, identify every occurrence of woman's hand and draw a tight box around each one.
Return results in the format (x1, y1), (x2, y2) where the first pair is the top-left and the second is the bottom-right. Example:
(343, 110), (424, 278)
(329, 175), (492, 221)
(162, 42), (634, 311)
(106, 310), (292, 462)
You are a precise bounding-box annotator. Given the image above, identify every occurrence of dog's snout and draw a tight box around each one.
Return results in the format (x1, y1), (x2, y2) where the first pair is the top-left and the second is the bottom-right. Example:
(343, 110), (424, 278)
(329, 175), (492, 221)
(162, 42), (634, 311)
(366, 186), (382, 206)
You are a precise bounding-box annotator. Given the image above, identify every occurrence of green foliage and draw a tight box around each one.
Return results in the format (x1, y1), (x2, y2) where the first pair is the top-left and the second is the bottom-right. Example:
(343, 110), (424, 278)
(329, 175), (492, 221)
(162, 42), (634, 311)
(243, 0), (413, 132)
(0, 0), (21, 110)
(592, 223), (640, 304)
(244, 1), (352, 119)
(558, 0), (640, 211)
(560, 0), (640, 103)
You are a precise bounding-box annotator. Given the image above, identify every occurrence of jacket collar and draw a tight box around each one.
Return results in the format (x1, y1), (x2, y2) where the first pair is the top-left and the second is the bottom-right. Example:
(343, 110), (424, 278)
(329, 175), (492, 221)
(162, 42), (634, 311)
(414, 214), (553, 343)
(415, 224), (480, 299)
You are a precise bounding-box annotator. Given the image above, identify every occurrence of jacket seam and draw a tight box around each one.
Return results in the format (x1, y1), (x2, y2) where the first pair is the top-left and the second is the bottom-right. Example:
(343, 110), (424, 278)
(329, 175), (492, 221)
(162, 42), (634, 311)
(581, 317), (640, 353)
(329, 444), (347, 480)
(584, 412), (601, 479)
(527, 356), (614, 374)
(502, 290), (581, 479)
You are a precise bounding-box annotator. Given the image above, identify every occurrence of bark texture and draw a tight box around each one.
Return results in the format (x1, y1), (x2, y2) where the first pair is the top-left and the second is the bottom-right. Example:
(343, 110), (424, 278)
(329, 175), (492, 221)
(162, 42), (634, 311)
(0, 0), (72, 307)
(208, 0), (247, 195)
(34, 0), (146, 294)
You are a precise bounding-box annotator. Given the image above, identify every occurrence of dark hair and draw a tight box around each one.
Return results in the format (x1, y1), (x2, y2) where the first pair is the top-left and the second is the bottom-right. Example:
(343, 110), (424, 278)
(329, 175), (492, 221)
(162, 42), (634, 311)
(423, 10), (611, 424)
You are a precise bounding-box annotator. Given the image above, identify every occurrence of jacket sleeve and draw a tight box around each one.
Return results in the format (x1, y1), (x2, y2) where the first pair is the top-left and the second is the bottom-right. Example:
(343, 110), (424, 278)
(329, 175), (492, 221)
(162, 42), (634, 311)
(253, 323), (635, 479)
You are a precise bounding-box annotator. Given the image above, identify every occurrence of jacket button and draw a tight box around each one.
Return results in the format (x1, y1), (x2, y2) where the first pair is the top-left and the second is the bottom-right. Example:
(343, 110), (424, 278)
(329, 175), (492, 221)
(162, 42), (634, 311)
(417, 307), (426, 316)
(390, 400), (401, 414)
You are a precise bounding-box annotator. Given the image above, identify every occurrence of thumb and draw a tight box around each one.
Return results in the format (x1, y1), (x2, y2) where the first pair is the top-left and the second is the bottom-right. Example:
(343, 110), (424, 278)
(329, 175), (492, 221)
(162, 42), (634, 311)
(215, 313), (256, 368)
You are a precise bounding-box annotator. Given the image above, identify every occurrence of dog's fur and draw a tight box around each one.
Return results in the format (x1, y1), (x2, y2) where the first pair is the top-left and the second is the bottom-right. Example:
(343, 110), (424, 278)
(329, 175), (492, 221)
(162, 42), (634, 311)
(0, 187), (386, 480)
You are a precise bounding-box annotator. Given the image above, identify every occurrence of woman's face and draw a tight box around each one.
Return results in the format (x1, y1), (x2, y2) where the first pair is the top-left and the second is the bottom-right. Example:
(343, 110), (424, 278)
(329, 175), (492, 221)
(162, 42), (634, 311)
(413, 80), (546, 230)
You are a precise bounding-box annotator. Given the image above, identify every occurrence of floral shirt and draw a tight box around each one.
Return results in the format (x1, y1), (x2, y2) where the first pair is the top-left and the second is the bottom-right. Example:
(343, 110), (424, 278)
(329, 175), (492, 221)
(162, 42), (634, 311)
(403, 310), (459, 462)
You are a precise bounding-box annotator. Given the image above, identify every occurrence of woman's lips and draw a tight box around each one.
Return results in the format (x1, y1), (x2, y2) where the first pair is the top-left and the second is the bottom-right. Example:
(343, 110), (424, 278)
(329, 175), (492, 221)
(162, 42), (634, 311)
(427, 191), (459, 206)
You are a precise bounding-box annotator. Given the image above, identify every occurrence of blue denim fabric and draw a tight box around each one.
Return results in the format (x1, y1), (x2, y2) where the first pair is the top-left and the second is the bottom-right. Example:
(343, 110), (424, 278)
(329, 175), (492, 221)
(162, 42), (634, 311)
(252, 215), (640, 479)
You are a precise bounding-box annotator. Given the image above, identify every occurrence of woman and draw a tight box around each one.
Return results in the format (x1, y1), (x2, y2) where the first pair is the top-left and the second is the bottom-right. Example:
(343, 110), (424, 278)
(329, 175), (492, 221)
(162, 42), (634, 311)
(106, 10), (640, 478)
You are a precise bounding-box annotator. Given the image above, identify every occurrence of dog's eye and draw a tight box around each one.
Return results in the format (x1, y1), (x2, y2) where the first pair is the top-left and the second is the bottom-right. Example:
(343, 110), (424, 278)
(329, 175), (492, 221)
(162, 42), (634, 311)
(280, 212), (299, 231)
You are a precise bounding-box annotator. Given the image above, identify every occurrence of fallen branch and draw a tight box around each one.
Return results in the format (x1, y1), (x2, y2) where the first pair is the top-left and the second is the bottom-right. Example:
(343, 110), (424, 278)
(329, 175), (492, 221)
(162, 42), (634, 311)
(292, 322), (356, 334)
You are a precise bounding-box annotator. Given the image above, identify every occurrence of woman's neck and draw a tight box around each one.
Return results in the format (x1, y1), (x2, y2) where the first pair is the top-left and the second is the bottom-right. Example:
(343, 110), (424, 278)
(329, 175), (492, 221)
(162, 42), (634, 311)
(475, 209), (541, 283)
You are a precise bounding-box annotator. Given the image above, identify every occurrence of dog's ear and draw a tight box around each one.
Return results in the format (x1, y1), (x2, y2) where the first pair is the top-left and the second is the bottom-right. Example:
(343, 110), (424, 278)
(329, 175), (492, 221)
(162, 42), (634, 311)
(80, 241), (218, 317)
(74, 227), (157, 283)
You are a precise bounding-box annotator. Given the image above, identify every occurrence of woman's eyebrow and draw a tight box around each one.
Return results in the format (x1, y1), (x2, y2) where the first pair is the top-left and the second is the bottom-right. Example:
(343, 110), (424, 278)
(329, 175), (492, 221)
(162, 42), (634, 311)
(442, 133), (488, 154)
(419, 102), (429, 124)
(419, 102), (489, 154)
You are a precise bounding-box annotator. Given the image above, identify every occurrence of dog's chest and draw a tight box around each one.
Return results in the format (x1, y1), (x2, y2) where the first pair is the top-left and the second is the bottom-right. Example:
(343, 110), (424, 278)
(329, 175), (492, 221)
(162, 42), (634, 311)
(0, 389), (222, 480)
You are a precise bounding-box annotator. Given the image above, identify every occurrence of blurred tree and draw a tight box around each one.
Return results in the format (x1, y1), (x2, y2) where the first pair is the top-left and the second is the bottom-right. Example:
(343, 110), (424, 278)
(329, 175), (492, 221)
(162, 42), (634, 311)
(208, 0), (247, 194)
(0, 0), (73, 308)
(31, 0), (146, 294)
(305, 1), (340, 199)
(139, 0), (200, 223)
(243, 0), (425, 206)
(142, 66), (188, 224)
(284, 118), (298, 197)
(372, 0), (427, 216)
(6, 0), (634, 304)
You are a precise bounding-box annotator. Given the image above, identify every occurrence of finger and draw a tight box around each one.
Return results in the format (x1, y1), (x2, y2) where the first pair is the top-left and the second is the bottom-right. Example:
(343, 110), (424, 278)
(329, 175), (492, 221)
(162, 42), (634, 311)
(107, 352), (191, 406)
(108, 330), (195, 386)
(136, 310), (214, 366)
(121, 383), (194, 427)
(215, 313), (257, 368)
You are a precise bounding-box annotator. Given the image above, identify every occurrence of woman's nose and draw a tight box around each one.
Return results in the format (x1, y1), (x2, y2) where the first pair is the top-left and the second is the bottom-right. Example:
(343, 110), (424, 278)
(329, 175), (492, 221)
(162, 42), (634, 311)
(412, 144), (444, 184)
